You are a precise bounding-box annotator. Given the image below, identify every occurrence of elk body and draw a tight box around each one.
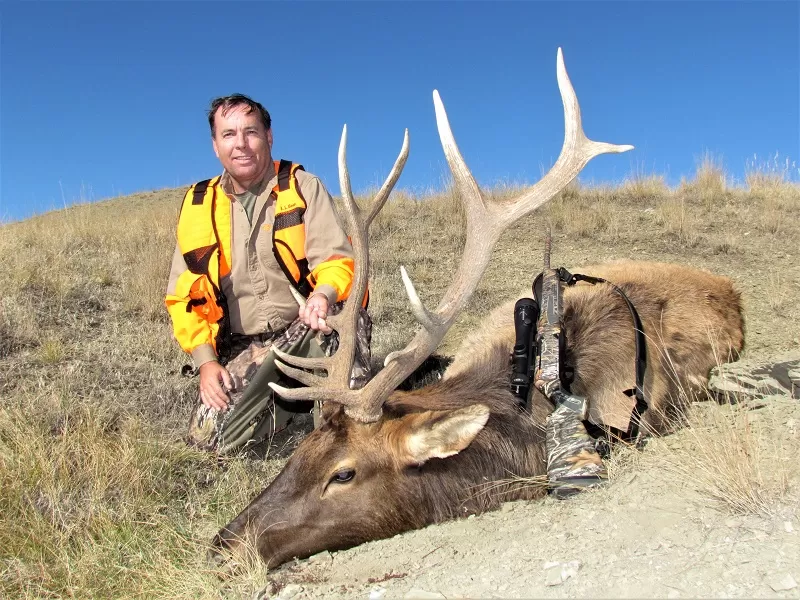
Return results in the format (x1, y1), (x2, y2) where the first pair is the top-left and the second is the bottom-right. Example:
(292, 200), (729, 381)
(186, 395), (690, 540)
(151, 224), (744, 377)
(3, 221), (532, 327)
(448, 260), (744, 436)
(208, 50), (745, 571)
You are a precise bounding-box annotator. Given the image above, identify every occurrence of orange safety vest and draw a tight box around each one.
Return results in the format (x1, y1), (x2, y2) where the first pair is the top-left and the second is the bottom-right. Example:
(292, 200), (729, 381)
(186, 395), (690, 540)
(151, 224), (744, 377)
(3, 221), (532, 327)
(165, 160), (362, 361)
(272, 160), (316, 297)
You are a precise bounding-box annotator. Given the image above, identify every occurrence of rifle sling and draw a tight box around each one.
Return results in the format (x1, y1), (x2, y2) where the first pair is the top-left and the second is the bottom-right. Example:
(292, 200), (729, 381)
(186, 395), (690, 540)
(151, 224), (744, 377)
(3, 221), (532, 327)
(533, 267), (649, 440)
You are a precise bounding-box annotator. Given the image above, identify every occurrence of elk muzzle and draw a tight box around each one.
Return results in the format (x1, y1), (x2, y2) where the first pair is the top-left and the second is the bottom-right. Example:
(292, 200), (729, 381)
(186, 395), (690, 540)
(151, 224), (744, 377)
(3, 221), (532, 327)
(207, 525), (250, 575)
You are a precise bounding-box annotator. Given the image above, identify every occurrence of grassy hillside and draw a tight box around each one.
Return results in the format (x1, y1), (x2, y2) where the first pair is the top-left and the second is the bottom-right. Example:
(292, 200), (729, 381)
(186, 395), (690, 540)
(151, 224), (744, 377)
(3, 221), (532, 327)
(1, 160), (798, 598)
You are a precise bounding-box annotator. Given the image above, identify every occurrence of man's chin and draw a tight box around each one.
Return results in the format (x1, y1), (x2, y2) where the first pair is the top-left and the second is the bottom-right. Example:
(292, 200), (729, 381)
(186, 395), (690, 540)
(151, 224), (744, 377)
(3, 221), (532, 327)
(231, 165), (257, 176)
(228, 166), (265, 187)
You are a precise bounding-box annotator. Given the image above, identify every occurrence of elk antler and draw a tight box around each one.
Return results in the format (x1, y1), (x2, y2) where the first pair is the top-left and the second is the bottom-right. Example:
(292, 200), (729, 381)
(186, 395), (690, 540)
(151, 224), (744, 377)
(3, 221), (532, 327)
(268, 125), (411, 421)
(271, 48), (633, 423)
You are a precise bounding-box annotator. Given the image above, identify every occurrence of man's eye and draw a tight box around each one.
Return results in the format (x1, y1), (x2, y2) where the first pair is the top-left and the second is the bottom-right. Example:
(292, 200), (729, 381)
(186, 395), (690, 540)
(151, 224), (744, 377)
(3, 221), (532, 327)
(330, 469), (355, 484)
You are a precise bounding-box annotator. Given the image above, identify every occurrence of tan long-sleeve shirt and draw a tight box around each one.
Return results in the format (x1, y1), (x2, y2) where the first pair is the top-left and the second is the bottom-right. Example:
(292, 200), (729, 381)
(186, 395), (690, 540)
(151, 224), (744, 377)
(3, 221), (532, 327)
(166, 162), (353, 366)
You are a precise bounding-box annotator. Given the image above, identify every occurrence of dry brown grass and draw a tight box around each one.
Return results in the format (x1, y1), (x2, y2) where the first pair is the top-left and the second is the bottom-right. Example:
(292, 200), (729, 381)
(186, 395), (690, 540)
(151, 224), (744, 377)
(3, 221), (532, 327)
(655, 194), (701, 246)
(654, 399), (796, 516)
(765, 268), (795, 316)
(0, 396), (278, 598)
(547, 183), (623, 240)
(746, 152), (799, 192)
(710, 232), (741, 256)
(687, 152), (728, 202)
(1, 160), (799, 597)
(619, 172), (670, 201)
(743, 153), (800, 236)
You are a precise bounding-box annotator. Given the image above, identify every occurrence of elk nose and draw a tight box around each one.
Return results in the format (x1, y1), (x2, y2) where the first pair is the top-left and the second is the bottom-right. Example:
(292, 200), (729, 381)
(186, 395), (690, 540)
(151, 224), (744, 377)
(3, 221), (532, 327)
(207, 532), (240, 575)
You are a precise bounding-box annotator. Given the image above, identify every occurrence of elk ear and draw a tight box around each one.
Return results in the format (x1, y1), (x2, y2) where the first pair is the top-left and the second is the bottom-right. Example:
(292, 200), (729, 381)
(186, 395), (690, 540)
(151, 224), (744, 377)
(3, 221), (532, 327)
(400, 404), (490, 466)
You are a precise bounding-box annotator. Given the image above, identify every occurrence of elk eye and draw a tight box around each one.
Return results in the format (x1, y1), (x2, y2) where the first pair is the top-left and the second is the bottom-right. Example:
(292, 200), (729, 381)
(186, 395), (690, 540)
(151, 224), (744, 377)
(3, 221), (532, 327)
(330, 469), (355, 484)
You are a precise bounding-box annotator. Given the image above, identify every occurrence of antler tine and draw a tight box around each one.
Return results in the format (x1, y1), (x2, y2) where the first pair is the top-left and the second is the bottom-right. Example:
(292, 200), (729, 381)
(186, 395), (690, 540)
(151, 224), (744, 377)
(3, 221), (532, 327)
(366, 129), (410, 228)
(348, 48), (634, 412)
(497, 47), (634, 228)
(269, 125), (410, 422)
(432, 88), (489, 224)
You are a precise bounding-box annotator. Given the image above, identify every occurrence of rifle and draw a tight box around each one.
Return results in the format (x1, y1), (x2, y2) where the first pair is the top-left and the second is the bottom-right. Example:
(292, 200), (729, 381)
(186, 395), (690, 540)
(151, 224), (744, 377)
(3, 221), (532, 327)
(530, 229), (606, 497)
(532, 233), (587, 418)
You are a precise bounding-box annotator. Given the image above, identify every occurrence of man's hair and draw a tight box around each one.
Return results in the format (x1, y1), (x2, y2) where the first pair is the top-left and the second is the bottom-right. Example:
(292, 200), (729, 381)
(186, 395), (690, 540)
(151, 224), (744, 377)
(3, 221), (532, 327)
(207, 94), (272, 137)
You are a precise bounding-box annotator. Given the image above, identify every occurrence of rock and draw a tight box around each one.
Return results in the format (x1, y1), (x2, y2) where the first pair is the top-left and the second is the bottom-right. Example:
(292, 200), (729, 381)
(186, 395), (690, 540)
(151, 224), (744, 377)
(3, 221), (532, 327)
(404, 589), (446, 599)
(562, 561), (581, 580)
(544, 560), (581, 586)
(369, 587), (387, 600)
(308, 550), (332, 564)
(667, 590), (681, 599)
(784, 521), (794, 533)
(545, 567), (564, 587)
(500, 502), (514, 513)
(277, 584), (304, 600)
(768, 574), (797, 592)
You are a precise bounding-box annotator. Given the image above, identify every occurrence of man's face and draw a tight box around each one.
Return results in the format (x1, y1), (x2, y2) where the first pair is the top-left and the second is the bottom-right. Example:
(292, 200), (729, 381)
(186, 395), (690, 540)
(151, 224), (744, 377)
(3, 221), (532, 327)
(212, 104), (273, 191)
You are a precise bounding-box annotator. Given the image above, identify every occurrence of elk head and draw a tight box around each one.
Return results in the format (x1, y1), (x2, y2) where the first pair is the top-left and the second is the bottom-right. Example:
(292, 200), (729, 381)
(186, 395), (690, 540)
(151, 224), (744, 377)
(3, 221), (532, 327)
(208, 48), (633, 571)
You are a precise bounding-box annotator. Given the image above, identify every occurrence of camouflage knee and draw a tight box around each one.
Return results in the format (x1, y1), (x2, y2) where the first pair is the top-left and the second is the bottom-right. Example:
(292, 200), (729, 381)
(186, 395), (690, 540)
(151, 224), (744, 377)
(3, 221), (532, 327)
(318, 302), (374, 390)
(187, 321), (316, 454)
(708, 357), (800, 402)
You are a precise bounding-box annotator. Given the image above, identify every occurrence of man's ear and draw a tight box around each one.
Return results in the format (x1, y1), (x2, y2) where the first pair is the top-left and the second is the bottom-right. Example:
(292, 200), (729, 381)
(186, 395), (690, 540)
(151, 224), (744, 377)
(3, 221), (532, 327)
(267, 128), (273, 150)
(212, 137), (220, 159)
(397, 404), (490, 467)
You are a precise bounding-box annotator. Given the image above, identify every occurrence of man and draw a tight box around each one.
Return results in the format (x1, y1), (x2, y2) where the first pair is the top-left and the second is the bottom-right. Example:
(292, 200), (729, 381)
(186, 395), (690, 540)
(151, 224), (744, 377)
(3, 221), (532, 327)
(165, 94), (371, 454)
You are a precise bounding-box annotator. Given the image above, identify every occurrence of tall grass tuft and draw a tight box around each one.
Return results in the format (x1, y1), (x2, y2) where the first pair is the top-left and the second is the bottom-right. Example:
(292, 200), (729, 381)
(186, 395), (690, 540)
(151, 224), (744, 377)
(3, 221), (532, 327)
(655, 195), (700, 247)
(746, 151), (800, 192)
(619, 172), (669, 201)
(0, 399), (279, 598)
(656, 400), (794, 516)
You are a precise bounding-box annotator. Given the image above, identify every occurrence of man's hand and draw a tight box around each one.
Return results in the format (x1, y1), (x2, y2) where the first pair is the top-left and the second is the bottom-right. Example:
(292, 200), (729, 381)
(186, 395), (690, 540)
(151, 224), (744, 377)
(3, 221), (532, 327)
(198, 361), (234, 411)
(300, 292), (333, 334)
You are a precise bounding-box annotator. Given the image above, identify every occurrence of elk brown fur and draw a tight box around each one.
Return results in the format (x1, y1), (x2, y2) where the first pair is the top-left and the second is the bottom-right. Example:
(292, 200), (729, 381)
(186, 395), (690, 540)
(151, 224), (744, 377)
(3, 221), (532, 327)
(448, 260), (745, 433)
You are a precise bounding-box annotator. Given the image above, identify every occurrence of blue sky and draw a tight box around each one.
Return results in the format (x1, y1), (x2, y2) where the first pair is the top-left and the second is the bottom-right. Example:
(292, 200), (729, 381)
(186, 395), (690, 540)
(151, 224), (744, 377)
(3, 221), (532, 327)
(1, 1), (798, 222)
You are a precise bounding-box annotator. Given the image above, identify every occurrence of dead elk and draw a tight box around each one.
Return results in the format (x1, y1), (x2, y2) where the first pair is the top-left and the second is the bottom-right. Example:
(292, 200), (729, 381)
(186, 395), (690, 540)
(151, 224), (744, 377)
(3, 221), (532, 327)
(208, 50), (744, 571)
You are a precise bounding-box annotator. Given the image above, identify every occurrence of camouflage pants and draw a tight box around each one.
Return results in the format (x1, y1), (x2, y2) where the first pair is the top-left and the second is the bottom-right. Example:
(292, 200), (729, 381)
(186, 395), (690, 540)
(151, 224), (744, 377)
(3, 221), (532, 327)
(708, 356), (799, 401)
(187, 303), (373, 455)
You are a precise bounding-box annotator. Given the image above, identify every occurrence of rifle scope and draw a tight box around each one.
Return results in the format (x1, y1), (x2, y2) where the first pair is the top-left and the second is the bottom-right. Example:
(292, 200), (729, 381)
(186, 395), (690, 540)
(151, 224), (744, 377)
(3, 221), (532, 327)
(509, 297), (540, 408)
